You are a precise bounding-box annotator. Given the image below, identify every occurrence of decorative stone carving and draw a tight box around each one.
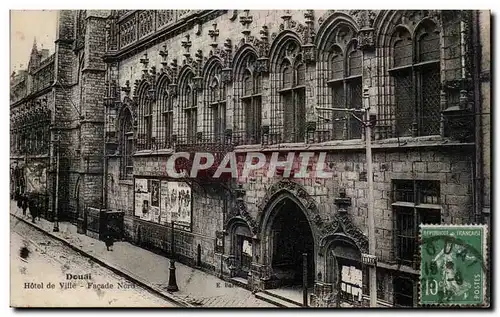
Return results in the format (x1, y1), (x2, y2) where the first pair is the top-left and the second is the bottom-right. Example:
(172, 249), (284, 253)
(181, 34), (192, 58)
(319, 211), (369, 255)
(239, 10), (253, 38)
(208, 23), (220, 49)
(357, 28), (375, 51)
(349, 10), (377, 29)
(224, 184), (258, 236)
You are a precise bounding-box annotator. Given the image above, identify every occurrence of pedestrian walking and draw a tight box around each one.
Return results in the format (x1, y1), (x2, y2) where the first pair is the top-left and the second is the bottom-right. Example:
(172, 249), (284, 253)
(16, 190), (22, 209)
(104, 228), (114, 251)
(29, 198), (37, 223)
(21, 195), (28, 217)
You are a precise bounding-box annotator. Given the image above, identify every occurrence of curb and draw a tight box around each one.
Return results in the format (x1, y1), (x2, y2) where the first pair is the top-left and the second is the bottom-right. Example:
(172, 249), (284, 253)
(10, 213), (194, 308)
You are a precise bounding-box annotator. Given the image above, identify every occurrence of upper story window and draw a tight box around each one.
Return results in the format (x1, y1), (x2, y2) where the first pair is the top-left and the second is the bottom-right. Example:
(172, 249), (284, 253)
(277, 41), (306, 143)
(179, 70), (198, 144)
(205, 62), (227, 143)
(233, 51), (262, 145)
(390, 20), (441, 137)
(120, 108), (134, 179)
(157, 76), (173, 149)
(327, 42), (363, 141)
(136, 83), (153, 151)
(242, 67), (262, 145)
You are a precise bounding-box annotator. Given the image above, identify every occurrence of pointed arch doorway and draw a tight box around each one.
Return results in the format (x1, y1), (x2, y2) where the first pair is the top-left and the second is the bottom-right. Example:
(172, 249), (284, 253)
(262, 193), (315, 289)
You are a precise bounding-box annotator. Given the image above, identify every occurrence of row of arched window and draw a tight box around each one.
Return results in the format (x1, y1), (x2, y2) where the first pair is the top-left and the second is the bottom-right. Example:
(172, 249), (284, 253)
(123, 18), (442, 155)
(11, 120), (51, 156)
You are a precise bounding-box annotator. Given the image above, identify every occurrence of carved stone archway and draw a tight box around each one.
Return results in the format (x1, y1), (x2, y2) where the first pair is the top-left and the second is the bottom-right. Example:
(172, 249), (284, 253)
(256, 180), (323, 236)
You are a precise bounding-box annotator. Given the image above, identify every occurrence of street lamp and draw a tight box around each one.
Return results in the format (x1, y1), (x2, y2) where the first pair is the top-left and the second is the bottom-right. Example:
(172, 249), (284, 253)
(315, 87), (377, 307)
(166, 214), (179, 292)
(53, 131), (61, 233)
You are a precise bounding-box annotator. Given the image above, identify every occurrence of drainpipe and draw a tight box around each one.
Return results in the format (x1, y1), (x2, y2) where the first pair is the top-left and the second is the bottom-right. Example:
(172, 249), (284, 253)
(103, 80), (108, 212)
(220, 192), (227, 278)
(471, 10), (483, 224)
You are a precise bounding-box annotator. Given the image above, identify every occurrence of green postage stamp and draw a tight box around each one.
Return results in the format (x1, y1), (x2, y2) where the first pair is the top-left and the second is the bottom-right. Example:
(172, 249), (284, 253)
(419, 224), (488, 307)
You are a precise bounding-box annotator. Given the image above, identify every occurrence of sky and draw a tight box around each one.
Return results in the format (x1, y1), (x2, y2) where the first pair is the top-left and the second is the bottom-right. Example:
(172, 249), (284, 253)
(10, 10), (58, 74)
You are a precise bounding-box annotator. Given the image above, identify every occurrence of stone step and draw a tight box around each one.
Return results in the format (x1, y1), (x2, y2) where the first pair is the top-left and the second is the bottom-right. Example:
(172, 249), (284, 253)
(255, 291), (302, 308)
(229, 277), (249, 289)
(263, 289), (307, 306)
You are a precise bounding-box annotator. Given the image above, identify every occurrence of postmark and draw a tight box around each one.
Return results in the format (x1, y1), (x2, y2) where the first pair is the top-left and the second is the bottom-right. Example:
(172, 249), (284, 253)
(419, 224), (488, 307)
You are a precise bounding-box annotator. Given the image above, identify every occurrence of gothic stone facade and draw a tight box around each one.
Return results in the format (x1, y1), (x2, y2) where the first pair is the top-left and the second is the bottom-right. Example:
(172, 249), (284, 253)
(10, 10), (109, 225)
(10, 40), (54, 219)
(35, 9), (488, 307)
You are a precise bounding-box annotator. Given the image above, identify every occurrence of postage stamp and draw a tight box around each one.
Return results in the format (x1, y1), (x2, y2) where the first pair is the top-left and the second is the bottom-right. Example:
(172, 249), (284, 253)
(419, 224), (488, 307)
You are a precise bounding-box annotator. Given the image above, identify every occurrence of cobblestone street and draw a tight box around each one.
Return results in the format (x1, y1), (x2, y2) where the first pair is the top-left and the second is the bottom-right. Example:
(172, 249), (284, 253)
(10, 215), (178, 307)
(10, 207), (275, 308)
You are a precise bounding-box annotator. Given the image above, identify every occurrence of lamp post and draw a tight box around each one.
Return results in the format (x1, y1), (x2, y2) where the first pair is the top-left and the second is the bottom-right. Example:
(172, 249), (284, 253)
(166, 215), (179, 292)
(53, 131), (60, 232)
(315, 87), (377, 307)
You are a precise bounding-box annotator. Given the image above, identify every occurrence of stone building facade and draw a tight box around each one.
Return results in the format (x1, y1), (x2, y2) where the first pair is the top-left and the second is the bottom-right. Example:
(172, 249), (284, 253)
(10, 10), (109, 226)
(11, 9), (490, 307)
(10, 40), (54, 219)
(99, 9), (490, 307)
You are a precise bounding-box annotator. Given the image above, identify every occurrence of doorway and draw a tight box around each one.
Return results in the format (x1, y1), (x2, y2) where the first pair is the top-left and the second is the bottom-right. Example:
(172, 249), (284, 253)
(231, 224), (253, 279)
(269, 198), (314, 287)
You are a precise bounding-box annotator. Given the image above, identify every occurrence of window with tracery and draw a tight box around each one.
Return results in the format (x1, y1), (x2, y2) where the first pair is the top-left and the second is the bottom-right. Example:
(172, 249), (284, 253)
(390, 20), (441, 137)
(204, 63), (227, 143)
(274, 41), (306, 143)
(136, 83), (153, 151)
(179, 71), (198, 144)
(242, 67), (262, 144)
(325, 43), (363, 141)
(234, 52), (262, 145)
(157, 76), (173, 148)
(120, 108), (134, 179)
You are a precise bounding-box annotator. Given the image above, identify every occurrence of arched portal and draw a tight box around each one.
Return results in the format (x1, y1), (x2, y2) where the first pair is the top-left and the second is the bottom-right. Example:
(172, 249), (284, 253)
(324, 235), (363, 305)
(262, 193), (315, 288)
(228, 219), (254, 279)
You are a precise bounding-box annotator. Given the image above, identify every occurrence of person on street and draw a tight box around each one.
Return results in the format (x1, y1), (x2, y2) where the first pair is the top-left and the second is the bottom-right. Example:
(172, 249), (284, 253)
(29, 198), (37, 223)
(21, 195), (28, 217)
(104, 228), (114, 251)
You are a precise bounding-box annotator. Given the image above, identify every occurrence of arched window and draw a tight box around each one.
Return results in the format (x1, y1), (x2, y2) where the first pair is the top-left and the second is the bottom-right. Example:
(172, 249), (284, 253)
(326, 43), (363, 141)
(179, 71), (198, 143)
(205, 63), (227, 142)
(137, 83), (153, 150)
(278, 42), (306, 143)
(157, 76), (173, 148)
(234, 51), (262, 145)
(120, 108), (134, 179)
(390, 21), (441, 137)
(242, 60), (262, 144)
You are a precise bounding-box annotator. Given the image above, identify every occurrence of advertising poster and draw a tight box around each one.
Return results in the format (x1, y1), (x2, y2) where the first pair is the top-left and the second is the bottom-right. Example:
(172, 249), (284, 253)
(25, 163), (47, 194)
(160, 181), (192, 230)
(134, 178), (152, 221)
(151, 180), (160, 207)
(135, 178), (191, 229)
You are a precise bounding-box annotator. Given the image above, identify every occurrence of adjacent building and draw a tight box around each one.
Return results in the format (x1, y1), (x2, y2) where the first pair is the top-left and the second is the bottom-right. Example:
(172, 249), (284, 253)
(10, 9), (491, 307)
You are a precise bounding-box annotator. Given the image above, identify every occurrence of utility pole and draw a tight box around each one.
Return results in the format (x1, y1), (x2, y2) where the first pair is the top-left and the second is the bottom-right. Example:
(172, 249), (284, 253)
(315, 87), (377, 307)
(53, 131), (60, 232)
(364, 89), (377, 308)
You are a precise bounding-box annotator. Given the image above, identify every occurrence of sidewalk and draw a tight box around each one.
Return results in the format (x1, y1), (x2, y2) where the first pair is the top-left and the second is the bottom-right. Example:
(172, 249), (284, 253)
(10, 203), (275, 308)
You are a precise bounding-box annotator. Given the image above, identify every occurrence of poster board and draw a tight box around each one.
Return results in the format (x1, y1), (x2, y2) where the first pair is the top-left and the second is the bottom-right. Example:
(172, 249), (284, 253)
(134, 177), (192, 231)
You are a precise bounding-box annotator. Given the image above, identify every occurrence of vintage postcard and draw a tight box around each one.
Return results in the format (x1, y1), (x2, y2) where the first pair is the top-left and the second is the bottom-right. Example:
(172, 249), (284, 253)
(9, 9), (491, 308)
